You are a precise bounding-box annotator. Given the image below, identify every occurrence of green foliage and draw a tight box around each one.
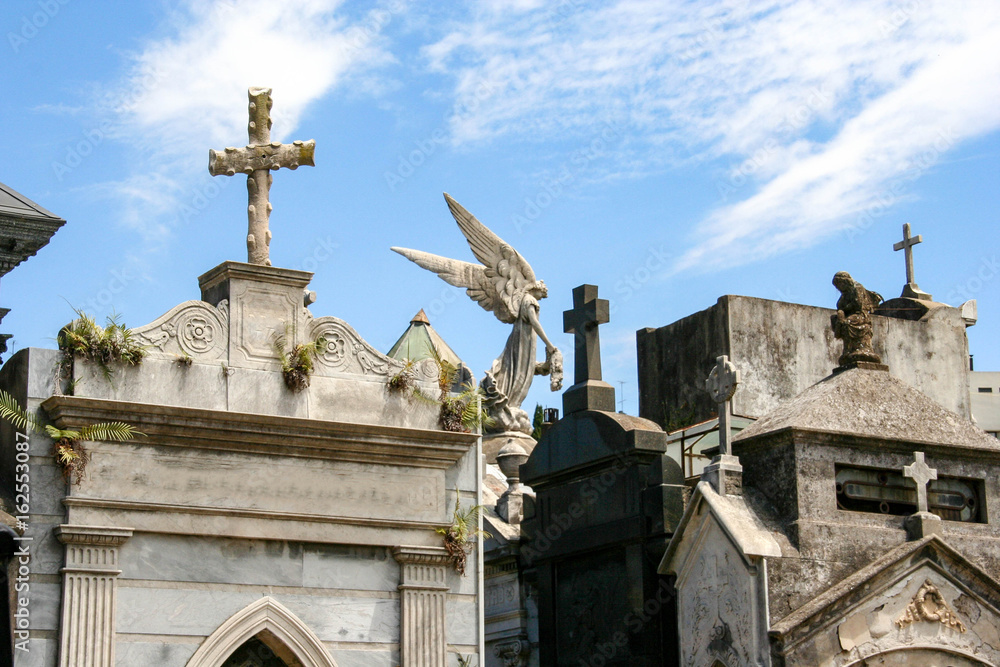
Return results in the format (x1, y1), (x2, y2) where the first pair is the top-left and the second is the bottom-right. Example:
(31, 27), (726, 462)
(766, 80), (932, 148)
(435, 497), (491, 575)
(430, 350), (492, 433)
(275, 332), (326, 392)
(388, 354), (493, 433)
(532, 403), (544, 440)
(0, 391), (43, 433)
(0, 388), (143, 484)
(58, 310), (146, 381)
(439, 382), (494, 433)
(663, 401), (697, 433)
(387, 359), (418, 394)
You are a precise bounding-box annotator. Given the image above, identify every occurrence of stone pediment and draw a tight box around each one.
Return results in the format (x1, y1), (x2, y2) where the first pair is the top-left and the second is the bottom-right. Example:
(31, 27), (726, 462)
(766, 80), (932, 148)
(130, 261), (437, 382)
(659, 481), (780, 667)
(659, 480), (781, 577)
(770, 536), (1000, 666)
(69, 262), (443, 428)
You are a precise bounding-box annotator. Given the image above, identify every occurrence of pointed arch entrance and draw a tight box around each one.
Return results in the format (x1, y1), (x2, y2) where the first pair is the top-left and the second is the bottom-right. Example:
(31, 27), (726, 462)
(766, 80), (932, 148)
(186, 597), (338, 667)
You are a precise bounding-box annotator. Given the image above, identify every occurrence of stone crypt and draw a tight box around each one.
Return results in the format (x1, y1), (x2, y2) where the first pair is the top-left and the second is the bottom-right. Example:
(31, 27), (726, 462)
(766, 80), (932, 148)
(659, 272), (1000, 666)
(2, 89), (484, 667)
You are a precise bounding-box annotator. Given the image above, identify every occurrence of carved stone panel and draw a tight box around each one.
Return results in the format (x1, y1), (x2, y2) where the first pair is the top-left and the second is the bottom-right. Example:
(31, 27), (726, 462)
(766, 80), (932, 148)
(133, 300), (229, 361)
(676, 521), (763, 667)
(310, 316), (405, 378)
(232, 284), (302, 367)
(77, 443), (446, 526)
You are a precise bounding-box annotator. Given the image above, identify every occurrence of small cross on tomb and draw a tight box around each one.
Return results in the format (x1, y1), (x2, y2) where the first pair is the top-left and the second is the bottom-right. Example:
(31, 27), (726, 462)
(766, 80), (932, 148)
(706, 355), (741, 456)
(903, 451), (937, 514)
(209, 87), (315, 266)
(893, 223), (932, 300)
(563, 284), (610, 385)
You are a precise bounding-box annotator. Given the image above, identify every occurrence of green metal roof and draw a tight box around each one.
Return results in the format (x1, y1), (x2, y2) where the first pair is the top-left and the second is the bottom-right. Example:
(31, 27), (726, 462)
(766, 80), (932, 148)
(387, 309), (465, 368)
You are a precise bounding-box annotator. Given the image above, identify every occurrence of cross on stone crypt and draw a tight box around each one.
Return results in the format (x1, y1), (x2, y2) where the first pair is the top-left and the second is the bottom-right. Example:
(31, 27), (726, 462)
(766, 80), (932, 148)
(2, 88), (485, 667)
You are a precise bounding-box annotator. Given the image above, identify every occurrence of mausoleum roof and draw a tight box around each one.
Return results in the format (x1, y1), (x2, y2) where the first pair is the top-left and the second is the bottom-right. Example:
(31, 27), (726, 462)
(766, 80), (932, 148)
(734, 367), (1000, 452)
(387, 309), (464, 368)
(0, 181), (65, 278)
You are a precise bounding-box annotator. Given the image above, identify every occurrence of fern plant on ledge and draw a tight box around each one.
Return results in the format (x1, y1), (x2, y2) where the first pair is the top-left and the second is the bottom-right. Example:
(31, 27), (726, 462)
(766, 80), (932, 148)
(58, 310), (146, 382)
(0, 389), (143, 484)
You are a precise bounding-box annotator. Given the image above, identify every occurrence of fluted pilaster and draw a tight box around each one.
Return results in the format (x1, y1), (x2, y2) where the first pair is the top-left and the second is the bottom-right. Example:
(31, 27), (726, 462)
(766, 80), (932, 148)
(54, 525), (132, 667)
(393, 546), (452, 667)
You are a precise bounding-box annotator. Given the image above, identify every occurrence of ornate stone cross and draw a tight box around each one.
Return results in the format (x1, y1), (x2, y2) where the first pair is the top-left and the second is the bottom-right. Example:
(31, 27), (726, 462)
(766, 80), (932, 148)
(209, 87), (315, 266)
(563, 284), (610, 385)
(706, 355), (741, 456)
(893, 223), (931, 300)
(903, 451), (937, 514)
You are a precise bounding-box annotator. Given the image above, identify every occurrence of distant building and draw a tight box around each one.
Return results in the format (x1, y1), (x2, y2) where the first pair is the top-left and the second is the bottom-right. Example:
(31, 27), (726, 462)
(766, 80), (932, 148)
(0, 181), (65, 359)
(971, 370), (1000, 437)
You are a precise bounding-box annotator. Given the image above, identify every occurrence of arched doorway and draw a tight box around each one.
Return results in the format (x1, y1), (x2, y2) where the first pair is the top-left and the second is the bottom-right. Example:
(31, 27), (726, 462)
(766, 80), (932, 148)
(845, 646), (995, 666)
(220, 636), (291, 667)
(186, 597), (337, 667)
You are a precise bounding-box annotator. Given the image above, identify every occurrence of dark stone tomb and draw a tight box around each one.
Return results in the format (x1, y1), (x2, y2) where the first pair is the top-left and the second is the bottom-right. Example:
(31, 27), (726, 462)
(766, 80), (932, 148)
(520, 285), (686, 666)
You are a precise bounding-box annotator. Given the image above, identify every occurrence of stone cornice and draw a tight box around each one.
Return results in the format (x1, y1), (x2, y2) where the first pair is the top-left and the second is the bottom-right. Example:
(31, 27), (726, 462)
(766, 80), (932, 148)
(54, 524), (133, 547)
(734, 427), (1000, 463)
(198, 260), (313, 292)
(63, 497), (451, 533)
(0, 213), (65, 277)
(42, 395), (477, 469)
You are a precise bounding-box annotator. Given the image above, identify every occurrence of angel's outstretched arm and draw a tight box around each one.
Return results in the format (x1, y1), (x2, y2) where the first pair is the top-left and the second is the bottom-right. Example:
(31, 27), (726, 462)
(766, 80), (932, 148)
(526, 302), (555, 353)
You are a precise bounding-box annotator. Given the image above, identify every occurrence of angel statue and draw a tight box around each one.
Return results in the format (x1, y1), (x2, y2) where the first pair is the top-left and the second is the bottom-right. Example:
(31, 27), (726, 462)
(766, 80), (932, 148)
(392, 194), (563, 435)
(831, 271), (884, 367)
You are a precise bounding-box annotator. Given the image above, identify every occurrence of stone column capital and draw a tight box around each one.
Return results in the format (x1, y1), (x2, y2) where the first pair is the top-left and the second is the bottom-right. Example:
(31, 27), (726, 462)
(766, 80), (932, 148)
(392, 545), (452, 567)
(54, 524), (133, 547)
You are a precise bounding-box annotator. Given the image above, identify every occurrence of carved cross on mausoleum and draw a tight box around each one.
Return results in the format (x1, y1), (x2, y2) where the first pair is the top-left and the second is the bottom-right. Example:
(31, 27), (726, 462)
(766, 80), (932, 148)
(563, 284), (610, 385)
(706, 355), (741, 456)
(904, 451), (937, 514)
(893, 223), (932, 300)
(209, 87), (315, 266)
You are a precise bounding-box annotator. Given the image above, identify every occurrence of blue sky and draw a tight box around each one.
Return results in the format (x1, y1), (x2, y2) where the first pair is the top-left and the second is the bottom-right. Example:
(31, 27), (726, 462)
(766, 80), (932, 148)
(4, 0), (999, 415)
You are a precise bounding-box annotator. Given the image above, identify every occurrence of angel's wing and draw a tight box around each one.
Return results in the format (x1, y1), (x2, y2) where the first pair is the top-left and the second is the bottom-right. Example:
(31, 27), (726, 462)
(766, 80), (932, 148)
(390, 247), (517, 323)
(443, 194), (537, 316)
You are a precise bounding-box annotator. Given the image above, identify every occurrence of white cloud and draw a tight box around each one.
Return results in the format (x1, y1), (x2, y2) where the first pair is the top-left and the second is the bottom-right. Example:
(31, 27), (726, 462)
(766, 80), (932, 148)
(104, 0), (396, 240)
(423, 0), (1000, 270)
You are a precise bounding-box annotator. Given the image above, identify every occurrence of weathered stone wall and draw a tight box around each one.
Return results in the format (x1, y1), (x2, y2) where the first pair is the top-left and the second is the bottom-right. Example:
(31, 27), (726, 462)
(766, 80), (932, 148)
(4, 333), (483, 665)
(736, 433), (1000, 624)
(638, 295), (972, 429)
